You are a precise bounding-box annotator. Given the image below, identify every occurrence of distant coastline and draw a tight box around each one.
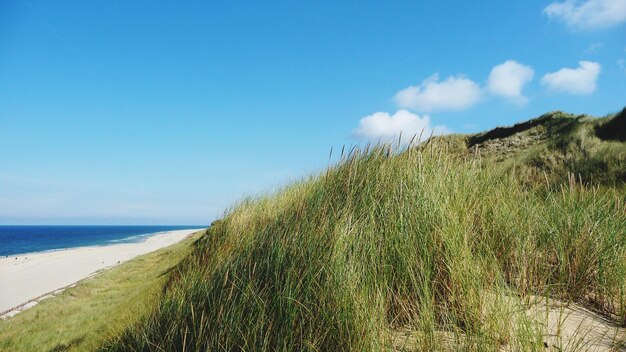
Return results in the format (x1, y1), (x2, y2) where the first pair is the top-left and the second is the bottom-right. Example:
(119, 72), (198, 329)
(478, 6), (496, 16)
(0, 225), (206, 257)
(0, 228), (204, 317)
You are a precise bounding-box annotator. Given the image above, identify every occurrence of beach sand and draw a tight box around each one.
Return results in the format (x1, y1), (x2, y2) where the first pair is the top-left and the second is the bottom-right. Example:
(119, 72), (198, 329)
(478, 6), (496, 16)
(0, 228), (203, 317)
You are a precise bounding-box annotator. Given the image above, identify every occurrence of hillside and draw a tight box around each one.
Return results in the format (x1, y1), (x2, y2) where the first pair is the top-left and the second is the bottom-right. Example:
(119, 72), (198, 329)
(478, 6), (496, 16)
(101, 109), (626, 351)
(459, 107), (626, 186)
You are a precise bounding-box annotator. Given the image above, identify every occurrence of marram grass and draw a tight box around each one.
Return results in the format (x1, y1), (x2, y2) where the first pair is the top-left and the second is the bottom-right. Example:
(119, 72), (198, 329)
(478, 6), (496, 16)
(102, 143), (626, 351)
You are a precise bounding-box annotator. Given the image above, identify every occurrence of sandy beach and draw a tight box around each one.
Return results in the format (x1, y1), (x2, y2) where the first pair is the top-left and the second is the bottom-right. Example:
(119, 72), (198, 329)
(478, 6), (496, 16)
(0, 228), (203, 317)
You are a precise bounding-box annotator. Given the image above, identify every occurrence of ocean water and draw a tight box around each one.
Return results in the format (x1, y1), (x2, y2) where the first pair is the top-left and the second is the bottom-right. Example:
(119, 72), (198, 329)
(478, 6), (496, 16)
(0, 225), (205, 257)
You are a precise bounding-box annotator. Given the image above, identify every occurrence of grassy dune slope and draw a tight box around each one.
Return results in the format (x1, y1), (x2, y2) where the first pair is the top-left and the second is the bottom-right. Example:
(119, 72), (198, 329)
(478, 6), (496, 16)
(102, 110), (626, 351)
(462, 107), (626, 186)
(0, 232), (202, 352)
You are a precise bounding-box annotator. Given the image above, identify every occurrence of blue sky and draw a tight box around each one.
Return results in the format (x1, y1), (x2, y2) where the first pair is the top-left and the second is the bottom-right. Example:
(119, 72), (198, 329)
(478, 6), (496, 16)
(1, 0), (625, 224)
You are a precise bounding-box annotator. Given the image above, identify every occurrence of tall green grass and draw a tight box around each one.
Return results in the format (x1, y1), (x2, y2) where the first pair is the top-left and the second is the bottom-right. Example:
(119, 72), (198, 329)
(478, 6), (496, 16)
(102, 143), (626, 351)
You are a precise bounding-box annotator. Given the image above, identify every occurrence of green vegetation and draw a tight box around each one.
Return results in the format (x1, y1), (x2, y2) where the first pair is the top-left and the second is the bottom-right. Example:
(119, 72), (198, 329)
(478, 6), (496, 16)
(0, 232), (202, 352)
(101, 110), (626, 351)
(463, 108), (626, 186)
(3, 110), (622, 351)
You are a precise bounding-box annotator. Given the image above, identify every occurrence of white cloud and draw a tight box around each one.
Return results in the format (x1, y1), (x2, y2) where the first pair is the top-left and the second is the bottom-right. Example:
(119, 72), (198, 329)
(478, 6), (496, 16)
(618, 59), (626, 72)
(544, 0), (626, 30)
(393, 74), (482, 112)
(541, 61), (601, 94)
(487, 60), (534, 103)
(353, 109), (450, 143)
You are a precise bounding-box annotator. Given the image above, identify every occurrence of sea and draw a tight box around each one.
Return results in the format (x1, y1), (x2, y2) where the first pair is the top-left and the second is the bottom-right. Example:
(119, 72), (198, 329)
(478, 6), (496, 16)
(0, 225), (205, 257)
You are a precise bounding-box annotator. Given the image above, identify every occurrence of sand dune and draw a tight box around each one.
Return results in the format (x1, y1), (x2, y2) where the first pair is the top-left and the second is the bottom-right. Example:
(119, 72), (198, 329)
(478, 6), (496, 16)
(0, 228), (203, 317)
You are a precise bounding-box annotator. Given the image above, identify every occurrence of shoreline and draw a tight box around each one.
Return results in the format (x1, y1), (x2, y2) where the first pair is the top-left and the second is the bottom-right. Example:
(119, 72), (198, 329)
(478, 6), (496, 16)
(1, 230), (183, 259)
(0, 228), (203, 318)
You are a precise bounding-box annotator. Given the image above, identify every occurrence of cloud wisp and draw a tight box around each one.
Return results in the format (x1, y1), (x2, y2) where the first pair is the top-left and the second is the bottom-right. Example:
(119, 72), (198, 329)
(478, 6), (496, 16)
(618, 59), (626, 73)
(487, 60), (535, 104)
(393, 74), (482, 113)
(353, 110), (450, 143)
(541, 61), (601, 94)
(544, 0), (626, 30)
